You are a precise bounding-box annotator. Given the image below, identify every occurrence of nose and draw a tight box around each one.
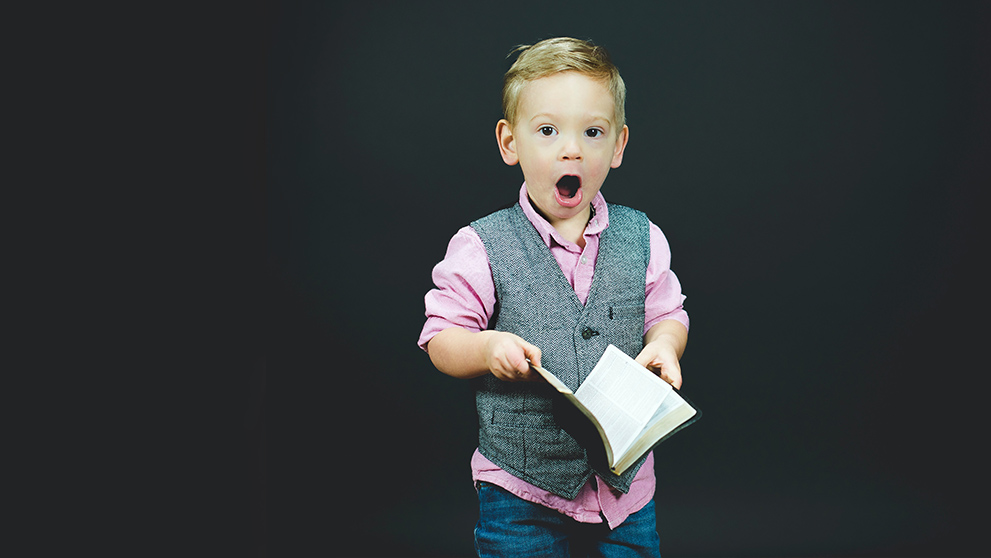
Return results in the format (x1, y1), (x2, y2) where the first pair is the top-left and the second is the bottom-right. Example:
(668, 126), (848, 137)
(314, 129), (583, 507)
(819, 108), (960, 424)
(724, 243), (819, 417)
(559, 134), (582, 161)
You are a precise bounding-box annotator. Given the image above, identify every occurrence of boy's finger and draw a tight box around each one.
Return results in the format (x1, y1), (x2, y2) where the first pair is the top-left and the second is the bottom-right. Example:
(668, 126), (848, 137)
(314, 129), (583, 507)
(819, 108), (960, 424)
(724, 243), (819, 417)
(659, 369), (682, 389)
(633, 351), (650, 367)
(508, 352), (530, 375)
(634, 347), (659, 369)
(523, 342), (542, 368)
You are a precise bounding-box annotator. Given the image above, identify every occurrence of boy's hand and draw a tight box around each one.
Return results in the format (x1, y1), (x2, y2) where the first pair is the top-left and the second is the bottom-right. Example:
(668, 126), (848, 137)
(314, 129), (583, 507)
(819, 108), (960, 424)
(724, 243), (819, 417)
(635, 340), (683, 389)
(484, 332), (542, 382)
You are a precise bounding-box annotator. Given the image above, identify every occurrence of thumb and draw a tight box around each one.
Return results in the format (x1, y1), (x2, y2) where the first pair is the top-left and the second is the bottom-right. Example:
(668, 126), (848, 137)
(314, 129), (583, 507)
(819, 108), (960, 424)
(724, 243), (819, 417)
(523, 342), (542, 369)
(634, 346), (657, 368)
(658, 361), (683, 389)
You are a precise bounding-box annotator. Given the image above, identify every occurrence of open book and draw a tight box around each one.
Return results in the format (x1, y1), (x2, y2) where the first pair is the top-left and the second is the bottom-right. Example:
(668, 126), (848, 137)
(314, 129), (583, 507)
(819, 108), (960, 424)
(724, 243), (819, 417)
(531, 344), (699, 475)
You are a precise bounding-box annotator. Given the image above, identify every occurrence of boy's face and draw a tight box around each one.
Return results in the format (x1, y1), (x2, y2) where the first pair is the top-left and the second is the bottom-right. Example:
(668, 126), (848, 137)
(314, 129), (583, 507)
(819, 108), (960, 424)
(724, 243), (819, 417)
(497, 71), (629, 226)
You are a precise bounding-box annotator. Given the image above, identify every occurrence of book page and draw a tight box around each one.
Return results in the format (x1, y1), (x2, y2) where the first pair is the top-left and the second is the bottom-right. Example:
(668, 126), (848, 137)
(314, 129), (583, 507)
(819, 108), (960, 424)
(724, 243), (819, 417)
(574, 345), (672, 460)
(611, 389), (697, 474)
(645, 390), (683, 429)
(530, 361), (614, 462)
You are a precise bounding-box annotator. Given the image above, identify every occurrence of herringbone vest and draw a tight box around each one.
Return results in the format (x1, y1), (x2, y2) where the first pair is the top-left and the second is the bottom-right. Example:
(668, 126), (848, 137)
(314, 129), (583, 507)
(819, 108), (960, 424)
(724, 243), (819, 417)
(470, 202), (651, 499)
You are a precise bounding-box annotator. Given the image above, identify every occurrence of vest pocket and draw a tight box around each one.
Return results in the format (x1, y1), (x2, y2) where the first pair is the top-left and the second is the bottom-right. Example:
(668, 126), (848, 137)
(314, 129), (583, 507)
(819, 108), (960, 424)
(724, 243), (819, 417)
(609, 303), (645, 320)
(492, 409), (558, 429)
(488, 410), (586, 463)
(597, 304), (646, 361)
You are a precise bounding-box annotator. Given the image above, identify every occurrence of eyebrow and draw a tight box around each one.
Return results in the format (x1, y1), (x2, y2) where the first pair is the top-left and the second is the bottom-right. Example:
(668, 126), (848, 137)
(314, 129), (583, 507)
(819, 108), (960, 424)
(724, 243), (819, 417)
(528, 112), (613, 125)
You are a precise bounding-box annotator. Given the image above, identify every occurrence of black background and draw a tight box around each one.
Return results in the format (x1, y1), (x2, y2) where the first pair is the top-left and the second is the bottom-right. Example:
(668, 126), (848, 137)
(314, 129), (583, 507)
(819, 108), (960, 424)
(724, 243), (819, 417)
(266, 1), (990, 556)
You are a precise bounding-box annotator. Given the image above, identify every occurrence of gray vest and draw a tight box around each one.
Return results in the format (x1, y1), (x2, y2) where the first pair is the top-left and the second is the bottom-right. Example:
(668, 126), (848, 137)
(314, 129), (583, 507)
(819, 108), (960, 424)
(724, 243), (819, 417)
(470, 202), (651, 499)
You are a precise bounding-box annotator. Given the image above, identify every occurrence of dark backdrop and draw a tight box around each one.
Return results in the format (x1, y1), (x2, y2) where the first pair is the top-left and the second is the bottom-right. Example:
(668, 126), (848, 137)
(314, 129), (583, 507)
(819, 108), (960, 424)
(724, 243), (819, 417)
(268, 2), (990, 556)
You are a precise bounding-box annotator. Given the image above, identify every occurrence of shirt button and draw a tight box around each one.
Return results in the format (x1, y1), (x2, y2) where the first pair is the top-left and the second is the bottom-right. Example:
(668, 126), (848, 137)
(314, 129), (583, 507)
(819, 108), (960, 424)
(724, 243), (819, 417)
(580, 256), (587, 264)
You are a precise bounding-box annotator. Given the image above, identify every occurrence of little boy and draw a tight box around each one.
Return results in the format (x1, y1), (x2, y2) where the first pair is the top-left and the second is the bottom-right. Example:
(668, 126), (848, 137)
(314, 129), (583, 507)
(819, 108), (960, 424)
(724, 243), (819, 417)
(418, 37), (689, 557)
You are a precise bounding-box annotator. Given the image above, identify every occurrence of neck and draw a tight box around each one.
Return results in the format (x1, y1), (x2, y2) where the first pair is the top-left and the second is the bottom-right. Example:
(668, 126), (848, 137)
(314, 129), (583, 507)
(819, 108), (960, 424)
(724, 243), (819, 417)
(529, 198), (591, 248)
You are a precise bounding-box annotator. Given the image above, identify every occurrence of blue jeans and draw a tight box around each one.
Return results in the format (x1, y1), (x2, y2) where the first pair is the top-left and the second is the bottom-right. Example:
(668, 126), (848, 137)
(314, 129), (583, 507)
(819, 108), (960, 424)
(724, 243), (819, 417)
(474, 482), (662, 558)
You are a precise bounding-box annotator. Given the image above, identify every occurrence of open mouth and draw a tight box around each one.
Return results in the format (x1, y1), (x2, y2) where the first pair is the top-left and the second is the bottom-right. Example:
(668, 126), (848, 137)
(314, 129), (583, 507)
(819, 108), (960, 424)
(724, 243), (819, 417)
(556, 175), (580, 198)
(554, 175), (583, 208)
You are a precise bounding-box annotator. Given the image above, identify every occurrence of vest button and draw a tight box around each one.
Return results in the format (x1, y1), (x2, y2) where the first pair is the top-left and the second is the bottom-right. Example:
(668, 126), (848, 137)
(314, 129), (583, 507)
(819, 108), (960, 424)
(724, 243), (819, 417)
(581, 327), (599, 340)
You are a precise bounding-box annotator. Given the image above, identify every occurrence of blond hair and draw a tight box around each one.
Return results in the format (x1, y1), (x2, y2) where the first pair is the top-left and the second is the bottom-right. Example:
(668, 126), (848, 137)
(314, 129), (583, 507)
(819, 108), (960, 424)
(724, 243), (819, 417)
(501, 37), (626, 130)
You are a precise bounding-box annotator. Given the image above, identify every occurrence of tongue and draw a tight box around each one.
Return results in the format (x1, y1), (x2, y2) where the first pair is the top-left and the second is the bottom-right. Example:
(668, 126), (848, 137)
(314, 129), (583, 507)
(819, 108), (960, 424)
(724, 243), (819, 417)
(555, 176), (583, 208)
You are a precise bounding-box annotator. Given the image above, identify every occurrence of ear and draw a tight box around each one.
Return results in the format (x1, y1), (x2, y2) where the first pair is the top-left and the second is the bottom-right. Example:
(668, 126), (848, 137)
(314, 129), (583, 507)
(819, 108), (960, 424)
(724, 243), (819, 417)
(496, 119), (519, 166)
(610, 125), (630, 168)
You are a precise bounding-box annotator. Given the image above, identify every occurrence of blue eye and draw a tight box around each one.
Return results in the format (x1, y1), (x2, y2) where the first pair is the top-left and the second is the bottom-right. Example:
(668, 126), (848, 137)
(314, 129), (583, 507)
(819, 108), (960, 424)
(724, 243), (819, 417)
(539, 126), (556, 136)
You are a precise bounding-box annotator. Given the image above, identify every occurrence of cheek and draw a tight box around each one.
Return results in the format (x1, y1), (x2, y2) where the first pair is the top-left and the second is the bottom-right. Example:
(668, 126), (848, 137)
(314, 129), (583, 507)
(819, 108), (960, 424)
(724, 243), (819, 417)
(523, 155), (552, 178)
(518, 158), (541, 179)
(588, 158), (612, 180)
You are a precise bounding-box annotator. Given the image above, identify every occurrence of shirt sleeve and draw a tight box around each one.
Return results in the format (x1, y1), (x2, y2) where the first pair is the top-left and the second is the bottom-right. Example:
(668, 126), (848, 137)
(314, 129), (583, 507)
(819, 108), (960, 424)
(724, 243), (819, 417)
(644, 221), (690, 335)
(418, 226), (496, 352)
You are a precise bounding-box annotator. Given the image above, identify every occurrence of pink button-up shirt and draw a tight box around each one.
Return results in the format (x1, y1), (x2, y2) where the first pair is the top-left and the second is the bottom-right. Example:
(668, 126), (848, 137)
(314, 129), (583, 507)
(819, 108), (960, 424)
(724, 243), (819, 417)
(419, 183), (688, 528)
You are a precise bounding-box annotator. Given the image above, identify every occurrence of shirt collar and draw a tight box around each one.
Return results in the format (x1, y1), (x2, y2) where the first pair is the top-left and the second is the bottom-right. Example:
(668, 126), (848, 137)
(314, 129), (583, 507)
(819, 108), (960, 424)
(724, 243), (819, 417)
(518, 182), (610, 249)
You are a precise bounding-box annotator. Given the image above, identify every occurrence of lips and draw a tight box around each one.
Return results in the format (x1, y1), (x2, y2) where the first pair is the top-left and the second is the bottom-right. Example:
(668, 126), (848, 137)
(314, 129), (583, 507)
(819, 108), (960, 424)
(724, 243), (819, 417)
(554, 175), (583, 208)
